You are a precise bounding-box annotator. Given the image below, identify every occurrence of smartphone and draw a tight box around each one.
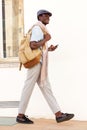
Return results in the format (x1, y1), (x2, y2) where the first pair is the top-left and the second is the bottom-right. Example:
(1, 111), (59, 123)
(55, 44), (59, 47)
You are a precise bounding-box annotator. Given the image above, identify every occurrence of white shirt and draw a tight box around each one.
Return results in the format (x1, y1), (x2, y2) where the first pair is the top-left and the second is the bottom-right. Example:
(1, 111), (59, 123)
(30, 26), (44, 42)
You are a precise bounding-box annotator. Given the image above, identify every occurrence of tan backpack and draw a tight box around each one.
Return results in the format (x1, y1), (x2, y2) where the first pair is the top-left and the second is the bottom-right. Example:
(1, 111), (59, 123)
(18, 24), (46, 70)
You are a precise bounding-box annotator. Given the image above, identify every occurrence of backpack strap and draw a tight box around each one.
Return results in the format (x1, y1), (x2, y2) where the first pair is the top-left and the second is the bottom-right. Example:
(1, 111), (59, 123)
(19, 62), (22, 71)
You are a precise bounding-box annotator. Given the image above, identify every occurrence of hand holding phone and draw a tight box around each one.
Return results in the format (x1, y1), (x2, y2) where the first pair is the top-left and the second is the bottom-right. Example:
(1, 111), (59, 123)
(48, 44), (59, 51)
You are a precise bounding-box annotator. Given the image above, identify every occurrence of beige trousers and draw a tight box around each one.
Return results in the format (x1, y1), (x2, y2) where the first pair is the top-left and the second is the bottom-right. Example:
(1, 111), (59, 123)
(18, 63), (61, 114)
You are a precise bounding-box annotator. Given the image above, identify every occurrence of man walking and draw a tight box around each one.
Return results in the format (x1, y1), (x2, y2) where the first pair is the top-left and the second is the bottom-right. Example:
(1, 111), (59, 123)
(16, 9), (74, 124)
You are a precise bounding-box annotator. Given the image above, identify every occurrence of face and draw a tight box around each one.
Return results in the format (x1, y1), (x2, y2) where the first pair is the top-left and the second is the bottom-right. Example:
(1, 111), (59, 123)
(39, 14), (50, 25)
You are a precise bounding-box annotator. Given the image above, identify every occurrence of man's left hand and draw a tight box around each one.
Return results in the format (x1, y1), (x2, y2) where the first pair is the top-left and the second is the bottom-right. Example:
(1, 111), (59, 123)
(48, 44), (58, 51)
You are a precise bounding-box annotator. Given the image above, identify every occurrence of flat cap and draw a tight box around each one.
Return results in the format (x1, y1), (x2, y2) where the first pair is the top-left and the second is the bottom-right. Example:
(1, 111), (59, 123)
(37, 9), (52, 17)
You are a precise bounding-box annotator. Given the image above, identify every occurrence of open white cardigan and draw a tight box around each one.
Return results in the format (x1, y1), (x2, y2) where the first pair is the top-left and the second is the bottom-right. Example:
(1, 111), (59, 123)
(35, 21), (50, 87)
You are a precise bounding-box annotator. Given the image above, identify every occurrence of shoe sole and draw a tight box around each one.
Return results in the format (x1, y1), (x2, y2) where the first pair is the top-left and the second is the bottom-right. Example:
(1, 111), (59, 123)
(16, 120), (34, 124)
(56, 114), (74, 123)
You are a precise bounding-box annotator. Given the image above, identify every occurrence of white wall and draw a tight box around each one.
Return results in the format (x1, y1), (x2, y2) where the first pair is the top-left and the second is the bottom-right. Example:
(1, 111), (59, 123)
(0, 0), (87, 121)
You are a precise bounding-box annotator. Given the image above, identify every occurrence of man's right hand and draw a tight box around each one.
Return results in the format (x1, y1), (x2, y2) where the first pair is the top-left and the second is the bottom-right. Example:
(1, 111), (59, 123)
(44, 33), (51, 42)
